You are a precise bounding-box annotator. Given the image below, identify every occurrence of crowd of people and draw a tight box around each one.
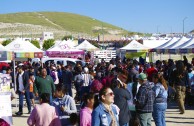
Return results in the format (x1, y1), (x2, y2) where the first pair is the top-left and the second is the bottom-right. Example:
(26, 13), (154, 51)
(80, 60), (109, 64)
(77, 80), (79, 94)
(0, 55), (194, 126)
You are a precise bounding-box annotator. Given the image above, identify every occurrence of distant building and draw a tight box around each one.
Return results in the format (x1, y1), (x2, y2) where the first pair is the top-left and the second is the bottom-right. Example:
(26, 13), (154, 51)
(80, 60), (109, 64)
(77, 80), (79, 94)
(42, 32), (54, 41)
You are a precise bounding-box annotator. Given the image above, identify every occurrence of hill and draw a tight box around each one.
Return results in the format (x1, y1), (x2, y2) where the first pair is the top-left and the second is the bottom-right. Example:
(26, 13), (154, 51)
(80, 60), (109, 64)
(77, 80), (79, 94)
(0, 12), (130, 39)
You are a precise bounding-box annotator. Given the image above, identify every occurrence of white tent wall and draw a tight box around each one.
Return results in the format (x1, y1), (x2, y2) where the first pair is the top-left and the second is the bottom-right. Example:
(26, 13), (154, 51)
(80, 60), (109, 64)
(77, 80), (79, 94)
(143, 39), (169, 48)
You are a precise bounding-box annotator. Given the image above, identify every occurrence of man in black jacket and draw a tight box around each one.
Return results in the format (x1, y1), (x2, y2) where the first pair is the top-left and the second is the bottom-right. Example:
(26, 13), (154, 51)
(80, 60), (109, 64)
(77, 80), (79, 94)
(112, 77), (131, 126)
(15, 66), (31, 115)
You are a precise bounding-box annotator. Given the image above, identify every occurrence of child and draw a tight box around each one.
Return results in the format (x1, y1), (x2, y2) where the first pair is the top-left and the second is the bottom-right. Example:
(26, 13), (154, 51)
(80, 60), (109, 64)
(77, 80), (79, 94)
(29, 73), (35, 107)
(52, 85), (77, 125)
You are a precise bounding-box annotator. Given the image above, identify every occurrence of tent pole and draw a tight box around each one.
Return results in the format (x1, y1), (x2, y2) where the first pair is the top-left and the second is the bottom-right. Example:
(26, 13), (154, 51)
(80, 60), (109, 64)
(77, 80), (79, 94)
(120, 50), (121, 58)
(180, 53), (183, 60)
(152, 52), (154, 63)
(13, 59), (16, 91)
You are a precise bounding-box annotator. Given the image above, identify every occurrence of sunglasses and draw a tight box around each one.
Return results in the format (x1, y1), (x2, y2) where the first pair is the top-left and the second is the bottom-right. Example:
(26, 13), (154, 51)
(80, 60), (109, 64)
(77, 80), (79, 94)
(105, 92), (114, 96)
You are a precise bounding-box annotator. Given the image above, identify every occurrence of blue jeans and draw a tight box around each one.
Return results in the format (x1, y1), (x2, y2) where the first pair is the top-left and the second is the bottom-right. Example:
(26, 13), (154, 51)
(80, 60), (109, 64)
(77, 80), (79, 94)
(18, 90), (31, 112)
(152, 103), (167, 126)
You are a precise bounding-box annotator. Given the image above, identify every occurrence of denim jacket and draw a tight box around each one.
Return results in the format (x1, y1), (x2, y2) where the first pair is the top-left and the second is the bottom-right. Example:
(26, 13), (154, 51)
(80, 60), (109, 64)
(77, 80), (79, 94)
(92, 103), (119, 126)
(152, 83), (168, 104)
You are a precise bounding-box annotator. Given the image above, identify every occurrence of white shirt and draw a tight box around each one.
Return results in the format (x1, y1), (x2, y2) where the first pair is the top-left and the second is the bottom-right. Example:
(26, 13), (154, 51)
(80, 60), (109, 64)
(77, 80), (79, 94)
(54, 71), (59, 84)
(18, 71), (24, 92)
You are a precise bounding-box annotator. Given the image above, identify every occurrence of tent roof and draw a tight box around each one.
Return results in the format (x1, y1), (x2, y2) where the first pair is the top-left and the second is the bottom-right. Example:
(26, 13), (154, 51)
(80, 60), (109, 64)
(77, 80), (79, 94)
(120, 40), (150, 52)
(182, 43), (194, 49)
(58, 40), (75, 48)
(46, 44), (83, 52)
(47, 40), (62, 50)
(5, 38), (43, 52)
(165, 37), (190, 49)
(0, 44), (11, 51)
(175, 37), (194, 49)
(75, 40), (99, 51)
(154, 37), (180, 49)
(143, 39), (169, 48)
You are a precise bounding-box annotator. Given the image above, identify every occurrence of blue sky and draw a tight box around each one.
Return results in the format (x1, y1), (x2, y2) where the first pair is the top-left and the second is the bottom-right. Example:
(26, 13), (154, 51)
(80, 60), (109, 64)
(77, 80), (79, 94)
(1, 0), (193, 34)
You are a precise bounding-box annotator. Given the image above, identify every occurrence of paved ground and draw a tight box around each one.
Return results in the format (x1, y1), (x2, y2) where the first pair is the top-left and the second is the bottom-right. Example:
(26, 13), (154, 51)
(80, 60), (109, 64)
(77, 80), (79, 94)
(10, 98), (194, 126)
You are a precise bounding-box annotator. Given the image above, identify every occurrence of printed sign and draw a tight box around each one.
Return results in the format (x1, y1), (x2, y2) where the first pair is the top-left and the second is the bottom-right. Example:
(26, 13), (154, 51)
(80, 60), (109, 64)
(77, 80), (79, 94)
(0, 74), (12, 125)
(0, 74), (11, 92)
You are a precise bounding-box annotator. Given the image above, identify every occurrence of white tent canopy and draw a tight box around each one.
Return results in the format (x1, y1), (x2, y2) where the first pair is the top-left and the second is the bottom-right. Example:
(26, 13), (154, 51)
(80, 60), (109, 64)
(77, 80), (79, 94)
(5, 38), (43, 52)
(5, 38), (43, 58)
(75, 40), (99, 51)
(120, 40), (150, 52)
(58, 40), (75, 48)
(0, 44), (11, 51)
(143, 39), (169, 48)
(46, 45), (83, 52)
(47, 40), (62, 50)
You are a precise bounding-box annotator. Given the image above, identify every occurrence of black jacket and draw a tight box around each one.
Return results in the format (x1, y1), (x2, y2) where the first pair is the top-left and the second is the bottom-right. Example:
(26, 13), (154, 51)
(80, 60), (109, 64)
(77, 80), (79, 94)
(16, 71), (29, 91)
(113, 87), (131, 125)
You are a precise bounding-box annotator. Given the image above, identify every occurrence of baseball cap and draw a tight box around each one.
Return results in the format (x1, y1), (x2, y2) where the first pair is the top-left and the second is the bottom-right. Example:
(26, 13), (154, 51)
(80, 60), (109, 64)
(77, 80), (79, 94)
(138, 73), (147, 80)
(84, 67), (89, 73)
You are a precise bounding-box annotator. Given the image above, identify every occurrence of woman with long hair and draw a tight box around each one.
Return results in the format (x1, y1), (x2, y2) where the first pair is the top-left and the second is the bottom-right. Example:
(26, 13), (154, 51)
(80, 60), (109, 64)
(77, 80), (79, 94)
(152, 73), (168, 126)
(172, 60), (189, 114)
(92, 87), (119, 126)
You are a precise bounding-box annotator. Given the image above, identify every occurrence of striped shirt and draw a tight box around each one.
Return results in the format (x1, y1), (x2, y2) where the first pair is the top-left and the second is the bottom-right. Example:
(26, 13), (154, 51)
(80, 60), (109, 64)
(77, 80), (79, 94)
(82, 73), (92, 86)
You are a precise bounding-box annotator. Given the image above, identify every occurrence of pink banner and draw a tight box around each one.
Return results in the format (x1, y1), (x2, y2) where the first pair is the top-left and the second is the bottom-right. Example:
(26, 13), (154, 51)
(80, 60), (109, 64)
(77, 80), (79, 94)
(46, 51), (84, 56)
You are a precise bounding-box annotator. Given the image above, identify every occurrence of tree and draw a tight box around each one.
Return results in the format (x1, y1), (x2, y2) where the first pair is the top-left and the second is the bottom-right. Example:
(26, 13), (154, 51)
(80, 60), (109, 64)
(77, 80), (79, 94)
(2, 39), (12, 46)
(42, 39), (55, 50)
(31, 40), (40, 48)
(62, 35), (73, 41)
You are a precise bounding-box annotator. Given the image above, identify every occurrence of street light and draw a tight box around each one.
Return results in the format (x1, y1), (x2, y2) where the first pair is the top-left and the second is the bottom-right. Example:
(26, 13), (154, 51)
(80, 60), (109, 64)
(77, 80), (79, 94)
(101, 23), (104, 49)
(183, 17), (187, 36)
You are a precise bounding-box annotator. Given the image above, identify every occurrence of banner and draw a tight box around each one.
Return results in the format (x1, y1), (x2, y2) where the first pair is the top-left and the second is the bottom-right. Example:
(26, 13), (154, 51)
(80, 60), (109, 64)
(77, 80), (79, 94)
(0, 51), (14, 61)
(0, 74), (12, 125)
(125, 52), (146, 59)
(0, 74), (11, 92)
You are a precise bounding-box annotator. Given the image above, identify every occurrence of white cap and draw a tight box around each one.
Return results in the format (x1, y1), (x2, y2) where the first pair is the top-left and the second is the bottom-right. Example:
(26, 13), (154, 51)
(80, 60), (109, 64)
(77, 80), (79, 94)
(84, 67), (89, 73)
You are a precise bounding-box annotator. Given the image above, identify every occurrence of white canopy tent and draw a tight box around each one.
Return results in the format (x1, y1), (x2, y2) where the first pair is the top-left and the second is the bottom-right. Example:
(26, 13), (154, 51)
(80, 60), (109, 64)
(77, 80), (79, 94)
(47, 40), (62, 50)
(143, 39), (169, 48)
(120, 40), (150, 52)
(58, 40), (75, 48)
(5, 38), (43, 58)
(75, 40), (99, 51)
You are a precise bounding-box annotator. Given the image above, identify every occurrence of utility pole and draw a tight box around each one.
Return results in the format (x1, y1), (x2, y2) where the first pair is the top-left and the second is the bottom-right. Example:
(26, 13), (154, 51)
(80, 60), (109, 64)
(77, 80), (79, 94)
(183, 17), (187, 36)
